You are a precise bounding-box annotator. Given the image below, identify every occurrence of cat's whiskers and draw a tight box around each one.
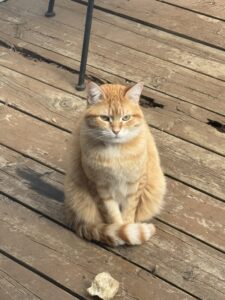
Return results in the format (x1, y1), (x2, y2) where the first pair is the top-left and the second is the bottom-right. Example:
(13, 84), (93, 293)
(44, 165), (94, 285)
(81, 127), (123, 142)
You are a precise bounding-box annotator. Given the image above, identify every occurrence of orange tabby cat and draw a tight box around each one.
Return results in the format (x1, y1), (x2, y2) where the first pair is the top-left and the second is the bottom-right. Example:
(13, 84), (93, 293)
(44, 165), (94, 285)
(64, 82), (166, 246)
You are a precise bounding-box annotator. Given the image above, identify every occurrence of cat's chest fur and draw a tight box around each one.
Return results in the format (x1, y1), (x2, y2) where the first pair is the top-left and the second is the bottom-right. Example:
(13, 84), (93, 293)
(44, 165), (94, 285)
(82, 144), (146, 207)
(82, 144), (146, 185)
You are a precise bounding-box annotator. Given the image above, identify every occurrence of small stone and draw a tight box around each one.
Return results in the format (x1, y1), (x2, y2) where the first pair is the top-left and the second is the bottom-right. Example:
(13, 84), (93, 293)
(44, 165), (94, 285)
(87, 272), (119, 300)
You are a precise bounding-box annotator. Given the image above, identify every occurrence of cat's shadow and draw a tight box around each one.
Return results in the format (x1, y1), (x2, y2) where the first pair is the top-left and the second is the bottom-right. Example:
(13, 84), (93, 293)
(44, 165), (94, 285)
(16, 167), (64, 203)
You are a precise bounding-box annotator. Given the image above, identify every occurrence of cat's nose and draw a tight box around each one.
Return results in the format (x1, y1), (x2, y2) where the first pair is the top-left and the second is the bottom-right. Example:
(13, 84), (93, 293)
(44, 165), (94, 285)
(112, 129), (120, 135)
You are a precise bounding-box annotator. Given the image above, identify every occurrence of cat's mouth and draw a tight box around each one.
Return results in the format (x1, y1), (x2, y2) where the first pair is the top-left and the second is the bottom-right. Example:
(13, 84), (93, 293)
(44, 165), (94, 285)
(90, 128), (140, 144)
(108, 135), (128, 144)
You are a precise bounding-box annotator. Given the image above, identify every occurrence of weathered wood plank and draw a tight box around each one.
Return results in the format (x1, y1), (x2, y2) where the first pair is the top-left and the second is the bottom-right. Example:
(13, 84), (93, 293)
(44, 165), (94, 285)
(116, 221), (225, 300)
(1, 170), (225, 299)
(0, 254), (77, 300)
(0, 59), (225, 156)
(1, 75), (225, 247)
(0, 63), (86, 128)
(0, 194), (194, 300)
(0, 105), (70, 171)
(1, 0), (225, 116)
(1, 143), (225, 252)
(162, 0), (225, 20)
(155, 128), (225, 200)
(4, 0), (225, 81)
(93, 0), (225, 49)
(0, 145), (64, 222)
(1, 103), (224, 200)
(0, 1), (224, 298)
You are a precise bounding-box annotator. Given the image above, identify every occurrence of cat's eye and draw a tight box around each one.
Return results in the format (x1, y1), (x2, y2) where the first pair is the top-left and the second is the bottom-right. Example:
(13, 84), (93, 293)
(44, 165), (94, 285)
(100, 115), (111, 122)
(122, 115), (131, 121)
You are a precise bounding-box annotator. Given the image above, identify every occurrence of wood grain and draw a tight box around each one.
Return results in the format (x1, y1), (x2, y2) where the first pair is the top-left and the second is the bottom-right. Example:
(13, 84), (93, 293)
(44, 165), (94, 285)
(4, 0), (225, 81)
(0, 255), (77, 300)
(93, 0), (225, 49)
(0, 64), (86, 129)
(0, 105), (70, 171)
(116, 221), (225, 300)
(1, 143), (225, 252)
(0, 59), (225, 157)
(1, 166), (224, 299)
(0, 0), (224, 299)
(1, 102), (224, 200)
(3, 0), (225, 86)
(0, 194), (193, 300)
(161, 0), (225, 20)
(1, 0), (225, 116)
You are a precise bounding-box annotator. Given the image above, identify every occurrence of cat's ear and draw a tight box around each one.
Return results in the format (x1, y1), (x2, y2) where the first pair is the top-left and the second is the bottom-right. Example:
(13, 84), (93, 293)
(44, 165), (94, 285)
(125, 82), (144, 103)
(87, 81), (104, 105)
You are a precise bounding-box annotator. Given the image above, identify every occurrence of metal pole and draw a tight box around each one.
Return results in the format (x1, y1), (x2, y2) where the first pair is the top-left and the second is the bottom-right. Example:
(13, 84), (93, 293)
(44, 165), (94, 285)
(76, 0), (94, 91)
(45, 0), (56, 17)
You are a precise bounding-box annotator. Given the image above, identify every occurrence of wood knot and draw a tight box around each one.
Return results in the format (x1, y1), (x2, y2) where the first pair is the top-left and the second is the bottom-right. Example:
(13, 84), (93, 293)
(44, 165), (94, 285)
(183, 270), (194, 281)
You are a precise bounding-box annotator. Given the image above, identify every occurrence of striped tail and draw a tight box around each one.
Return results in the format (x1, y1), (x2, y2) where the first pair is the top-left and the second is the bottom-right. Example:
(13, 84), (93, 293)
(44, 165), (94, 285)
(75, 222), (156, 246)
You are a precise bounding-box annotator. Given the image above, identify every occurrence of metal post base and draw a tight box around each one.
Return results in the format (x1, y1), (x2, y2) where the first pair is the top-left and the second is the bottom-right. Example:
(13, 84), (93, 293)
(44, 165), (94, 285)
(45, 0), (94, 91)
(75, 0), (94, 91)
(76, 83), (86, 91)
(45, 11), (55, 17)
(45, 0), (56, 18)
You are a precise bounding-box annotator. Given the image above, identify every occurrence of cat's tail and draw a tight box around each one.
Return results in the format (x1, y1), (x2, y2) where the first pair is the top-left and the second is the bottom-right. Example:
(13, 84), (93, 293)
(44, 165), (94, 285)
(75, 222), (156, 246)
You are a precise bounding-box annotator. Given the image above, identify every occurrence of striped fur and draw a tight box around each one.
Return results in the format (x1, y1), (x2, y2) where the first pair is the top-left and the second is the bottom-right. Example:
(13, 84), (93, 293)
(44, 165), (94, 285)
(64, 82), (166, 247)
(75, 222), (156, 247)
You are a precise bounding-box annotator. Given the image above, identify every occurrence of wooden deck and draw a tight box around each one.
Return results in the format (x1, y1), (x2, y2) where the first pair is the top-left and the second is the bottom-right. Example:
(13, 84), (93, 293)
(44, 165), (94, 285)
(0, 0), (225, 299)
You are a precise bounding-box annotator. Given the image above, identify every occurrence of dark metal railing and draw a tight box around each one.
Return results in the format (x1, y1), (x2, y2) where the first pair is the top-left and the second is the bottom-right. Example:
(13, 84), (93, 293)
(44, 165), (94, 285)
(45, 0), (94, 91)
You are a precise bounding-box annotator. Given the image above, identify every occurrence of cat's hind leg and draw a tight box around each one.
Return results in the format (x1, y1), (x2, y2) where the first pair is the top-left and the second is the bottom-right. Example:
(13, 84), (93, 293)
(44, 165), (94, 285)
(135, 183), (165, 223)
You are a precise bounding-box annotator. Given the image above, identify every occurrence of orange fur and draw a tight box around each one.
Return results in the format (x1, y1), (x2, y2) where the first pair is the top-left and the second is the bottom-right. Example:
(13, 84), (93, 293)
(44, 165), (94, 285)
(64, 82), (166, 246)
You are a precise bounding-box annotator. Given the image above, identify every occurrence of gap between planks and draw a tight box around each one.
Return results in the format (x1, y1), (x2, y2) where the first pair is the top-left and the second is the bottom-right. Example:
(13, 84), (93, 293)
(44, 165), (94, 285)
(0, 193), (198, 300)
(0, 103), (225, 297)
(1, 95), (225, 201)
(0, 104), (225, 252)
(0, 50), (224, 250)
(0, 46), (225, 159)
(1, 165), (225, 299)
(0, 1), (224, 298)
(0, 252), (80, 300)
(82, 0), (225, 51)
(1, 0), (225, 117)
(157, 0), (225, 21)
(1, 142), (225, 254)
(0, 60), (225, 201)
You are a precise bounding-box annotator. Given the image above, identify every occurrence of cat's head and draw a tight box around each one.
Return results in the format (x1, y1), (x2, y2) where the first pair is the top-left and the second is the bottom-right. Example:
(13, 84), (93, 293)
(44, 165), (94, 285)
(83, 82), (145, 144)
